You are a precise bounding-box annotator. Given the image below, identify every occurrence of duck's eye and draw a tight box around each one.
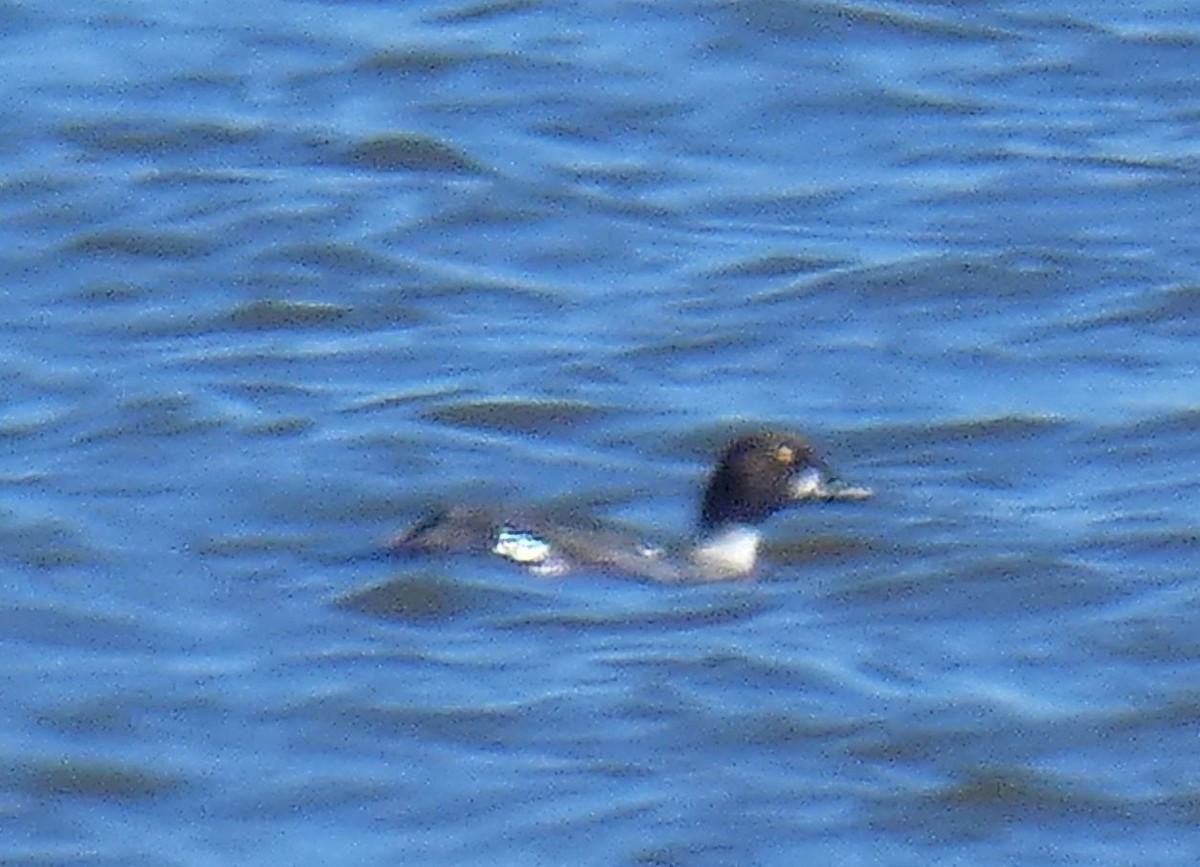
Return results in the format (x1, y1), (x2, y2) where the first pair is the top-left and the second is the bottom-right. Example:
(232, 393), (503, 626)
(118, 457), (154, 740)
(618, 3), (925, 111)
(774, 444), (794, 464)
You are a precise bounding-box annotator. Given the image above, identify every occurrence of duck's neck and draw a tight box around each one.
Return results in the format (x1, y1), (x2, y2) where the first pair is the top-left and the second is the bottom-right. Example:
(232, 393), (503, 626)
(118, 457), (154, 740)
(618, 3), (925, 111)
(690, 524), (762, 579)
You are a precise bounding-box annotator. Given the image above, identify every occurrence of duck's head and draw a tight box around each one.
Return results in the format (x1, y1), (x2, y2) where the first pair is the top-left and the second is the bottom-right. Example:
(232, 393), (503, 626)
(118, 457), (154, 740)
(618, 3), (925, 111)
(698, 430), (870, 534)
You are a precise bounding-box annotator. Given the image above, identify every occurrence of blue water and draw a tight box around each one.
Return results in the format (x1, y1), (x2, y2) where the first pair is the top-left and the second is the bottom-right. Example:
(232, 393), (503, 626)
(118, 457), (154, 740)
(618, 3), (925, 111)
(3, 0), (1200, 863)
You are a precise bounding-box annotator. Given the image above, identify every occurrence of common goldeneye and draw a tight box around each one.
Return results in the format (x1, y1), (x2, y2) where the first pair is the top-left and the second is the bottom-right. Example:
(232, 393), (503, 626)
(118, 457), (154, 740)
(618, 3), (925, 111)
(388, 430), (871, 582)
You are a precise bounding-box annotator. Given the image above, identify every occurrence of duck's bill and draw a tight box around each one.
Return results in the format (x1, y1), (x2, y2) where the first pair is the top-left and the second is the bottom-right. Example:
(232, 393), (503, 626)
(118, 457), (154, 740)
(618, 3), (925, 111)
(790, 466), (873, 501)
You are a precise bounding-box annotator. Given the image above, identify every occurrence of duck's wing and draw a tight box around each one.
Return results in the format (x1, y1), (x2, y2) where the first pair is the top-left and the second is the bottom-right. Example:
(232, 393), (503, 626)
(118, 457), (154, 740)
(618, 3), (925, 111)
(540, 520), (688, 583)
(387, 505), (511, 555)
(389, 505), (690, 583)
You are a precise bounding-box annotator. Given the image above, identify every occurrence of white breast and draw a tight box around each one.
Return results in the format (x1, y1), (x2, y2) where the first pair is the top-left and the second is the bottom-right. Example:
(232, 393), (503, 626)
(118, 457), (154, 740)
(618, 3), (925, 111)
(689, 525), (762, 580)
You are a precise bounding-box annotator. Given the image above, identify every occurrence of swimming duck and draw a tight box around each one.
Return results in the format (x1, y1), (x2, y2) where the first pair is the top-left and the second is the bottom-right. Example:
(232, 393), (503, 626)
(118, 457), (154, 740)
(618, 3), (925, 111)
(388, 430), (870, 582)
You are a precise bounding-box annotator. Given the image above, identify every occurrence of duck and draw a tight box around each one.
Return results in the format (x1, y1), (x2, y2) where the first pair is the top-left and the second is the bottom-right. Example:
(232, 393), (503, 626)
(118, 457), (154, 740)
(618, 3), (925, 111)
(387, 430), (871, 582)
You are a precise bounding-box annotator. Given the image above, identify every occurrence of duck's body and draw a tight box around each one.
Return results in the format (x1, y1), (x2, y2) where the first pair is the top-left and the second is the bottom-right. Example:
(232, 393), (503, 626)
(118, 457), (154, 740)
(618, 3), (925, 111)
(389, 430), (870, 582)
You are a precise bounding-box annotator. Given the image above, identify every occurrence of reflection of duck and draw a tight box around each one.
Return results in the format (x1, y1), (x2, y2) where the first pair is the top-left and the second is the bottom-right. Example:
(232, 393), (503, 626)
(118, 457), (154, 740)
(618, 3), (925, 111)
(389, 430), (871, 582)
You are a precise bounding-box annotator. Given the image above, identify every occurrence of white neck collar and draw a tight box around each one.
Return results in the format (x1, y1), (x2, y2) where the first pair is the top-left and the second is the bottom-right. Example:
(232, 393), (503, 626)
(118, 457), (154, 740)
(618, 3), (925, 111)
(690, 525), (762, 579)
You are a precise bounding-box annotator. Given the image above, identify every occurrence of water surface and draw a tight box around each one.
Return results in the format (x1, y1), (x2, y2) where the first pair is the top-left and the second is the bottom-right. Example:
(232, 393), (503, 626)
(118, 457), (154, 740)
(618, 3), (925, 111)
(2, 1), (1199, 864)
